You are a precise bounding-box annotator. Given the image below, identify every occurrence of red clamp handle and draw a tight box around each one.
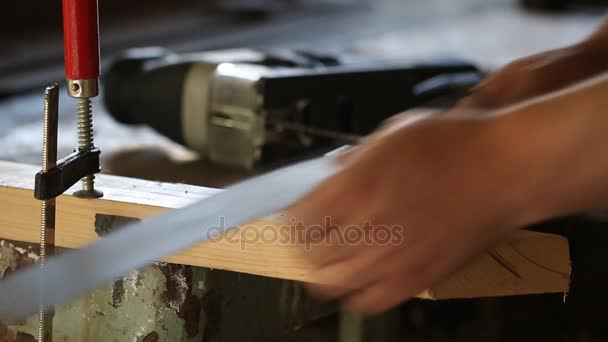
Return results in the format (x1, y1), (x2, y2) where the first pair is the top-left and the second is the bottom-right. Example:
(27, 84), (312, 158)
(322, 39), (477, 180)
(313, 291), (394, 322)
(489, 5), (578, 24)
(62, 0), (100, 81)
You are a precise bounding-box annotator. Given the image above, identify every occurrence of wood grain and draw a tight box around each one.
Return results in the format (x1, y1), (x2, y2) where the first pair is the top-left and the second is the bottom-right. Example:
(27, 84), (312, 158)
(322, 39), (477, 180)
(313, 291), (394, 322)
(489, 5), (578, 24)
(0, 161), (570, 299)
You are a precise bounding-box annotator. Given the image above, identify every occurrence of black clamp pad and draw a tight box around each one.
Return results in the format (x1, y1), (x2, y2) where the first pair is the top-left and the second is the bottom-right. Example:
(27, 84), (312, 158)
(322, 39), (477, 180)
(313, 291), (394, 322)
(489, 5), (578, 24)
(34, 148), (101, 200)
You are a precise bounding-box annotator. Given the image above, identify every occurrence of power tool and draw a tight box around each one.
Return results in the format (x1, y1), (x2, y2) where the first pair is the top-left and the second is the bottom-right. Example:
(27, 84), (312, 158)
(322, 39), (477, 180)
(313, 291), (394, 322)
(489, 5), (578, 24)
(104, 48), (482, 169)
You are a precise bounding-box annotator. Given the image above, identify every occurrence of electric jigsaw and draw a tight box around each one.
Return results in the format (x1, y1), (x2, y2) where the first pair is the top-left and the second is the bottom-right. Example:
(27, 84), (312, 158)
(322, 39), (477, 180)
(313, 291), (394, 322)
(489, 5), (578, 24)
(104, 48), (483, 169)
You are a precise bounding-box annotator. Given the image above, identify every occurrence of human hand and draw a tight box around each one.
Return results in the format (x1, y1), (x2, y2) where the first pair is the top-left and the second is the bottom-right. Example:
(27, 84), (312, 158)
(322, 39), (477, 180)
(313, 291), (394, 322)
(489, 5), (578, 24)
(286, 18), (608, 315)
(455, 23), (608, 110)
(287, 111), (555, 315)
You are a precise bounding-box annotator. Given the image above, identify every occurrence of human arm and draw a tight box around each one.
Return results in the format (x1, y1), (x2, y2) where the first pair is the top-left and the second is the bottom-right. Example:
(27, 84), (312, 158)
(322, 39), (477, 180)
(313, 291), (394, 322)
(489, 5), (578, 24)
(455, 17), (608, 110)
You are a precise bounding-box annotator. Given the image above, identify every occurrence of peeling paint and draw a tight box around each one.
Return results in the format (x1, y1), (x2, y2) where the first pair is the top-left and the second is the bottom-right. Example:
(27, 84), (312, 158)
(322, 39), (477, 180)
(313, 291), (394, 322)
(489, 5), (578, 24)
(125, 270), (141, 293)
(16, 332), (37, 341)
(26, 252), (39, 262)
(0, 253), (39, 341)
(162, 266), (188, 311)
(0, 240), (38, 279)
(0, 322), (37, 341)
(112, 279), (126, 308)
(13, 247), (26, 254)
(157, 264), (202, 338)
(141, 331), (159, 342)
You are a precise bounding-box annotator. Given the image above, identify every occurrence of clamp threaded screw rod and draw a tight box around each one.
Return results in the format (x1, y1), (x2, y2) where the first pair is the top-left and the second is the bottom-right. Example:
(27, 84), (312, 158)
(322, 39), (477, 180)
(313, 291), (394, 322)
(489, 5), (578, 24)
(76, 97), (96, 193)
(38, 84), (59, 342)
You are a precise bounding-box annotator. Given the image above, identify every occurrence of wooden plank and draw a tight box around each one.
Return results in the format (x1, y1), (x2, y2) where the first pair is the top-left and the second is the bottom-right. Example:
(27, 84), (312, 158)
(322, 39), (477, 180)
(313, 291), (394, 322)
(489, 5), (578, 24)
(0, 160), (570, 299)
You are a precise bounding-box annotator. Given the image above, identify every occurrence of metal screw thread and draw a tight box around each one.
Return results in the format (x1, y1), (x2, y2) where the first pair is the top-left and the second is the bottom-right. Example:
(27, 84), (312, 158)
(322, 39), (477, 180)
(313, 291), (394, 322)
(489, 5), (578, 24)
(39, 201), (51, 342)
(38, 200), (56, 342)
(76, 97), (95, 192)
(39, 84), (58, 342)
(42, 94), (52, 172)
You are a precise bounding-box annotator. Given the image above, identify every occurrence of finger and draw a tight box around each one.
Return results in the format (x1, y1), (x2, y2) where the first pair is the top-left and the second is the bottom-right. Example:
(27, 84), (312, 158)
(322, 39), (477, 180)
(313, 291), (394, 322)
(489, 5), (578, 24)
(301, 214), (397, 271)
(302, 204), (392, 268)
(343, 272), (423, 316)
(290, 164), (383, 267)
(304, 216), (409, 297)
(340, 109), (437, 166)
(334, 145), (361, 165)
(340, 242), (441, 316)
(305, 242), (397, 299)
(306, 222), (423, 300)
(375, 109), (439, 134)
(341, 231), (452, 313)
(302, 220), (368, 268)
(343, 227), (492, 316)
(287, 169), (350, 229)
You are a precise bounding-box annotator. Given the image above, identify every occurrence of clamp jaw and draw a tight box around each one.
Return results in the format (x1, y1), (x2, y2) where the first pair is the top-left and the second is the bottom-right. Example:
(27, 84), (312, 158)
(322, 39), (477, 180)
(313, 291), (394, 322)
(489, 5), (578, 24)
(34, 148), (101, 201)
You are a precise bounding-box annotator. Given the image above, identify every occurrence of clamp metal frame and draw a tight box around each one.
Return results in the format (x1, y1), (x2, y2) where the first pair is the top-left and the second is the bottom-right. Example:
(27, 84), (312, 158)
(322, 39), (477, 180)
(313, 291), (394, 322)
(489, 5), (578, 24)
(34, 148), (101, 201)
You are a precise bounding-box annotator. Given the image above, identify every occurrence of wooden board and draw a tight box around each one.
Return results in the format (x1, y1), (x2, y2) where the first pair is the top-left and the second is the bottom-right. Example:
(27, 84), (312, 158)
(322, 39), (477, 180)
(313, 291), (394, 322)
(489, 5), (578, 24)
(0, 160), (570, 299)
